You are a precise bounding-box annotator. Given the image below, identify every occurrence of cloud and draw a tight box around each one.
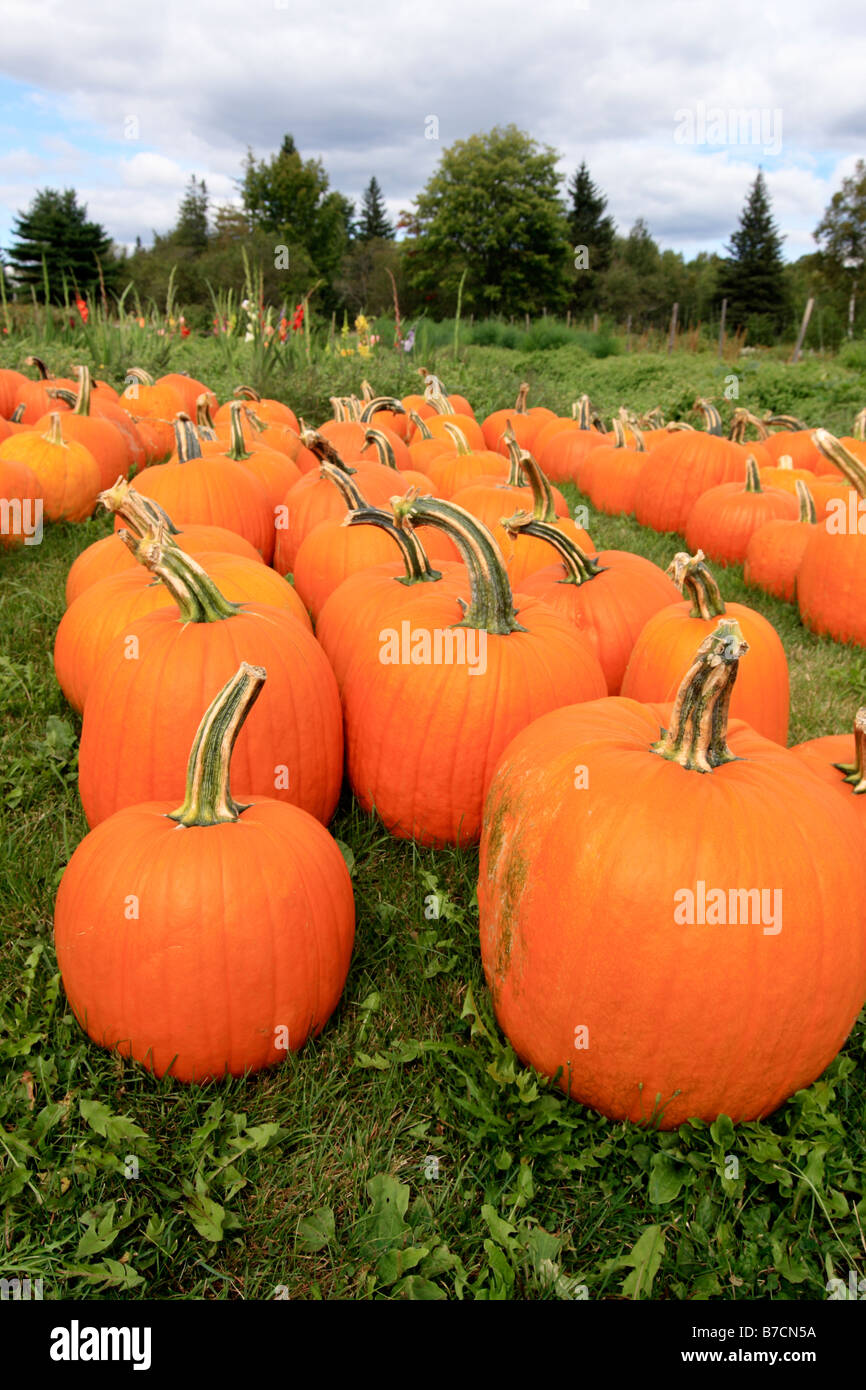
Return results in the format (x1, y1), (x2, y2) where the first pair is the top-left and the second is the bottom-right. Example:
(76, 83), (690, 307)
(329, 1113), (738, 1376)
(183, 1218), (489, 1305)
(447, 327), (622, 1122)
(0, 0), (864, 258)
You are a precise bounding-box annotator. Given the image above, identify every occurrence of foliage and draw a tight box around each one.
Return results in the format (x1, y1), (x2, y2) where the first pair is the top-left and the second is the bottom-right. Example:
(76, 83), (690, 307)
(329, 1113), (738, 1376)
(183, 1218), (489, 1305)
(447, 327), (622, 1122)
(717, 171), (789, 341)
(356, 178), (394, 242)
(5, 189), (117, 304)
(405, 125), (571, 318)
(566, 161), (616, 313)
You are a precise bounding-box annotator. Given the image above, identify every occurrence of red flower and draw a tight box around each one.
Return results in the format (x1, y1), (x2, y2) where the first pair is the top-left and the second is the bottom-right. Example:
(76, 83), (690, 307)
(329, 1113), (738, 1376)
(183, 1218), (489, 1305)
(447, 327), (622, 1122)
(180, 325), (191, 337)
(75, 297), (89, 324)
(292, 302), (304, 332)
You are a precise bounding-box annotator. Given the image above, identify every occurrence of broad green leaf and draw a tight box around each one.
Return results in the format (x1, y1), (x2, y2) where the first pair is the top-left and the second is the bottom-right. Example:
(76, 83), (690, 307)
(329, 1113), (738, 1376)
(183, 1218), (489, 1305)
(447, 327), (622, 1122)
(296, 1206), (335, 1252)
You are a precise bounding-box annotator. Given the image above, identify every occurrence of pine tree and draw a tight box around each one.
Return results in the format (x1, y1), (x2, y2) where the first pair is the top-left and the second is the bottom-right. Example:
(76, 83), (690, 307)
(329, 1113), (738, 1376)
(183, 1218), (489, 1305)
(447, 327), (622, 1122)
(171, 175), (209, 253)
(717, 170), (788, 339)
(566, 162), (615, 313)
(6, 188), (115, 301)
(356, 177), (394, 241)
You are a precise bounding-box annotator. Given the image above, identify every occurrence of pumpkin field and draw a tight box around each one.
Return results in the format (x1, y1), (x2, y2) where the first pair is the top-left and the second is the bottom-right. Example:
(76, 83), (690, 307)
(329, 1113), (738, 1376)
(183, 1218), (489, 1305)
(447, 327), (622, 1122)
(2, 336), (866, 1306)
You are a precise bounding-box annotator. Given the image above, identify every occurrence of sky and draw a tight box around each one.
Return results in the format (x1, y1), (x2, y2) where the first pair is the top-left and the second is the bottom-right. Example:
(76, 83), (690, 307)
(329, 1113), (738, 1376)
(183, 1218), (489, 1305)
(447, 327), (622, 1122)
(0, 0), (864, 265)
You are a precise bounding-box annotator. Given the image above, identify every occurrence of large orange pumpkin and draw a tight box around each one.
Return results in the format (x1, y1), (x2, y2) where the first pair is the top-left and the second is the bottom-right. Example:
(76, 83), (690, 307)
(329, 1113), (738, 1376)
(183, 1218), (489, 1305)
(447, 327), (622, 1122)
(684, 456), (799, 566)
(798, 432), (866, 646)
(0, 413), (100, 522)
(56, 663), (354, 1082)
(743, 480), (817, 603)
(478, 621), (866, 1127)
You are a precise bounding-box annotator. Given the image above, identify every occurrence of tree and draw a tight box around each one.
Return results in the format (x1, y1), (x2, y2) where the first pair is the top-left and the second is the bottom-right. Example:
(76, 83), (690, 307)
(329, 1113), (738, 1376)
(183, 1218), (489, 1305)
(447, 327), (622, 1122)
(241, 135), (353, 296)
(356, 177), (394, 241)
(6, 188), (116, 301)
(716, 170), (788, 340)
(566, 162), (615, 314)
(406, 125), (571, 316)
(814, 160), (866, 337)
(171, 175), (210, 254)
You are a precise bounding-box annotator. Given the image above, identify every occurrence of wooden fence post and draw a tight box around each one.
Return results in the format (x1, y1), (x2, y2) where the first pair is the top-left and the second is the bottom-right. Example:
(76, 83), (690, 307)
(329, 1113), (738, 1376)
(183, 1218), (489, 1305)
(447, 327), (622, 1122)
(667, 303), (678, 354)
(790, 298), (814, 363)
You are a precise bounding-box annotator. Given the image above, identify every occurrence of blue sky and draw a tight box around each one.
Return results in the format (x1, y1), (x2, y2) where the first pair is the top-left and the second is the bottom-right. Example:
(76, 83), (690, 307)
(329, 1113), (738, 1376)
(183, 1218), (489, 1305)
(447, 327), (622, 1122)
(1, 0), (864, 267)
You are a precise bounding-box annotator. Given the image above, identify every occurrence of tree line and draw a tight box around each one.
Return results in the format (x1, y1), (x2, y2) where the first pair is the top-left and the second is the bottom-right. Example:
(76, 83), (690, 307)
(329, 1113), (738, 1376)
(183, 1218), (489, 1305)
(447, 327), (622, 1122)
(2, 125), (864, 347)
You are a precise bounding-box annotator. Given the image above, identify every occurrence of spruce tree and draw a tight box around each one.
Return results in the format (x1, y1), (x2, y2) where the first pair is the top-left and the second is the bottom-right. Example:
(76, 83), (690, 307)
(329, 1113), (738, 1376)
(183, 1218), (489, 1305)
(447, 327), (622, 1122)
(356, 177), (394, 241)
(717, 170), (788, 338)
(172, 175), (209, 254)
(6, 188), (115, 301)
(566, 162), (615, 312)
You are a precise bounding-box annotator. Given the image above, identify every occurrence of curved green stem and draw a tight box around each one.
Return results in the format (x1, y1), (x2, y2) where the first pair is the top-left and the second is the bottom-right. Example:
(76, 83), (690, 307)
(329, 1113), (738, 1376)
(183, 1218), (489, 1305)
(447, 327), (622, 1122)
(168, 663), (266, 826)
(195, 394), (219, 440)
(362, 427), (400, 469)
(320, 460), (369, 510)
(100, 480), (179, 535)
(667, 551), (726, 619)
(409, 410), (433, 441)
(500, 512), (604, 585)
(650, 621), (748, 773)
(344, 506), (442, 585)
(301, 429), (358, 476)
(795, 480), (817, 525)
(233, 385), (261, 402)
(360, 396), (406, 424)
(441, 422), (471, 455)
(692, 398), (723, 436)
(172, 412), (203, 462)
(812, 430), (866, 497)
(833, 707), (866, 794)
(225, 400), (254, 461)
(120, 527), (240, 622)
(392, 494), (524, 633)
(744, 455), (762, 492)
(125, 367), (155, 387)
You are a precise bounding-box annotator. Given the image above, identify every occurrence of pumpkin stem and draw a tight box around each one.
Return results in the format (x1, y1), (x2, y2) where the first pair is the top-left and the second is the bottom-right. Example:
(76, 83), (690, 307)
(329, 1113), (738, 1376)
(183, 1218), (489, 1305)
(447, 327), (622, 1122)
(571, 395), (593, 428)
(225, 400), (254, 461)
(519, 452), (559, 523)
(195, 393), (219, 440)
(729, 408), (770, 442)
(744, 455), (762, 492)
(10, 403), (26, 424)
(167, 663), (267, 827)
(833, 707), (866, 794)
(441, 422), (471, 455)
(853, 408), (866, 442)
(500, 512), (605, 585)
(514, 382), (529, 415)
(503, 428), (524, 486)
(25, 355), (51, 380)
(812, 430), (866, 497)
(362, 427), (399, 469)
(692, 398), (723, 436)
(392, 493), (524, 633)
(172, 412), (203, 462)
(359, 395), (406, 424)
(344, 506), (442, 585)
(650, 621), (748, 773)
(320, 459), (369, 511)
(233, 385), (261, 402)
(609, 417), (626, 448)
(301, 429), (358, 476)
(667, 550), (726, 620)
(795, 479), (817, 525)
(359, 379), (375, 403)
(409, 410), (433, 441)
(100, 480), (179, 536)
(125, 527), (241, 623)
(44, 412), (67, 448)
(125, 367), (155, 387)
(765, 412), (809, 432)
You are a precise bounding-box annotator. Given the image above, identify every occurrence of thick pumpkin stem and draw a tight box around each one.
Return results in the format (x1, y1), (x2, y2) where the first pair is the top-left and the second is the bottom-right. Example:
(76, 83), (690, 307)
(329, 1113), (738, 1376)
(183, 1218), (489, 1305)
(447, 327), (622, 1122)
(854, 409), (866, 442)
(572, 395), (593, 428)
(100, 480), (179, 536)
(744, 455), (762, 492)
(168, 663), (266, 827)
(519, 453), (559, 524)
(409, 410), (433, 441)
(125, 367), (155, 387)
(125, 528), (241, 623)
(441, 422), (471, 455)
(362, 427), (400, 469)
(423, 374), (452, 411)
(665, 421), (696, 433)
(514, 382), (529, 414)
(692, 399), (723, 436)
(344, 506), (442, 585)
(795, 480), (817, 525)
(609, 417), (626, 448)
(301, 429), (358, 476)
(812, 430), (866, 497)
(25, 355), (51, 380)
(650, 621), (749, 773)
(501, 512), (605, 585)
(668, 550), (726, 620)
(320, 459), (368, 511)
(765, 412), (809, 432)
(195, 394), (219, 440)
(729, 408), (770, 442)
(172, 412), (203, 462)
(233, 385), (261, 402)
(44, 413), (67, 448)
(359, 380), (375, 403)
(503, 427), (524, 486)
(360, 396), (406, 424)
(833, 707), (866, 794)
(225, 400), (254, 461)
(392, 493), (524, 633)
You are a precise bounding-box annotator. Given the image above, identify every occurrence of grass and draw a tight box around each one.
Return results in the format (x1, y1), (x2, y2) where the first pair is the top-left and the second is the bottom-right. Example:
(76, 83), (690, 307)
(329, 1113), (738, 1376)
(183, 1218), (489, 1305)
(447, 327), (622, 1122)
(1, 349), (866, 1301)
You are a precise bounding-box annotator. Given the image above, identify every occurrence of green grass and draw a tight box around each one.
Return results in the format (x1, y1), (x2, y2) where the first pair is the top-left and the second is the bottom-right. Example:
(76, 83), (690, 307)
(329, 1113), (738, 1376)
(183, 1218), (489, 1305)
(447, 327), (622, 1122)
(2, 354), (866, 1302)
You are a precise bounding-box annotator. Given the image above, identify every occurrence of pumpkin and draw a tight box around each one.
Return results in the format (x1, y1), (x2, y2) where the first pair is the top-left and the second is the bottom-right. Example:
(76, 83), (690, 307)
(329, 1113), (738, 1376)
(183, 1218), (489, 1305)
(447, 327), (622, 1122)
(359, 394), (412, 443)
(13, 356), (78, 423)
(450, 431), (569, 566)
(406, 411), (453, 472)
(425, 423), (509, 498)
(200, 401), (301, 510)
(33, 367), (134, 489)
(341, 496), (607, 845)
(0, 457), (44, 549)
(0, 413), (100, 522)
(356, 426), (435, 493)
(0, 368), (28, 419)
(481, 382), (556, 454)
(78, 536), (343, 827)
(315, 505), (467, 692)
(478, 621), (866, 1127)
(215, 385), (299, 431)
(122, 414), (275, 562)
(581, 419), (649, 516)
(621, 550), (789, 743)
(155, 372), (217, 417)
(634, 407), (748, 534)
(684, 455), (799, 566)
(56, 662), (354, 1081)
(798, 432), (866, 647)
(506, 513), (680, 694)
(743, 480), (817, 602)
(120, 367), (186, 421)
(56, 524), (311, 712)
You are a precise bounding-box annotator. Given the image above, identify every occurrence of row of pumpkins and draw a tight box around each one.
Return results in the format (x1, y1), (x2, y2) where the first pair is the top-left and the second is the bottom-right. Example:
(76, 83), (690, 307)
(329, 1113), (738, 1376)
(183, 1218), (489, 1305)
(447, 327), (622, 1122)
(3, 361), (866, 1130)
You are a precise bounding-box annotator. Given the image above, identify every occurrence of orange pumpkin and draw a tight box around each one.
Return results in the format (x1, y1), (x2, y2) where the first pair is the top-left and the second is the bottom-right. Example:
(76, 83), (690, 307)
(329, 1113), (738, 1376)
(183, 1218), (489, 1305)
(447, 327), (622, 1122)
(0, 413), (100, 522)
